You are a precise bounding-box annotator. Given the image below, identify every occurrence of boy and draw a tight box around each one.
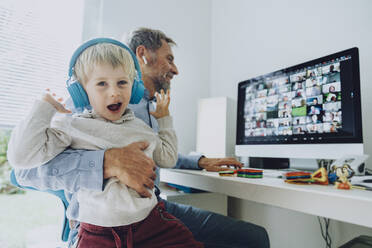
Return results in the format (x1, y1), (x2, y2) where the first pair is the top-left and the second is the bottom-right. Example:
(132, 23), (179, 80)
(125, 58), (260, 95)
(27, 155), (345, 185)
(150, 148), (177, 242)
(8, 39), (202, 247)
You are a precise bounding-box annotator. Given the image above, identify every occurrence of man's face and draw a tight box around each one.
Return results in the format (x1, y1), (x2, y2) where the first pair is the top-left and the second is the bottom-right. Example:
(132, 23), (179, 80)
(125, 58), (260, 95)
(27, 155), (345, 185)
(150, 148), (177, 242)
(84, 63), (132, 121)
(144, 40), (179, 93)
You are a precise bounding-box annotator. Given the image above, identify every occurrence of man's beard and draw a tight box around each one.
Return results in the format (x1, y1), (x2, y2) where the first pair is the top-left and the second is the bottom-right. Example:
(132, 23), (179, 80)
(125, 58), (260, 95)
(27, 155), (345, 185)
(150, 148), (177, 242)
(153, 76), (170, 93)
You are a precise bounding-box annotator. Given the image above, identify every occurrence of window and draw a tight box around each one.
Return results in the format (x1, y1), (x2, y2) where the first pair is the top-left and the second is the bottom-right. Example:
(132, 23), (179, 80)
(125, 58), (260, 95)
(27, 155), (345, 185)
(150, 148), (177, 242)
(0, 1), (84, 246)
(0, 0), (84, 128)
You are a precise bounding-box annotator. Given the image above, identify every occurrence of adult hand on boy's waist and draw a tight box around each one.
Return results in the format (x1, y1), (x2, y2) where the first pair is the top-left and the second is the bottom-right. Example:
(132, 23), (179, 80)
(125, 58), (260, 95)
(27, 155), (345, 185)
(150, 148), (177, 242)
(103, 141), (156, 198)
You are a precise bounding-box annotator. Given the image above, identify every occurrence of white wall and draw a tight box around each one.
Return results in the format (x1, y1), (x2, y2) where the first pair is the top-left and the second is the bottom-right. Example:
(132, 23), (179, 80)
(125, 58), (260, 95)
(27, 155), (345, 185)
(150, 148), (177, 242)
(83, 0), (212, 154)
(210, 0), (372, 168)
(211, 0), (372, 247)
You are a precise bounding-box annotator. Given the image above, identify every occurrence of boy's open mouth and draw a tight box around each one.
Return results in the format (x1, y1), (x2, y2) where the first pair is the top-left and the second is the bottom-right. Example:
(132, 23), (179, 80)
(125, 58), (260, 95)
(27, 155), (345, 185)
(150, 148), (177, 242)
(107, 102), (122, 112)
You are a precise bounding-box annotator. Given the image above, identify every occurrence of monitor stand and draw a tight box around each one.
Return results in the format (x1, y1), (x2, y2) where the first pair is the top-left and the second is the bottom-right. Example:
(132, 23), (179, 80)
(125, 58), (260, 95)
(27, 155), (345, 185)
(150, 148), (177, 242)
(248, 157), (326, 171)
(249, 157), (289, 170)
(289, 158), (319, 171)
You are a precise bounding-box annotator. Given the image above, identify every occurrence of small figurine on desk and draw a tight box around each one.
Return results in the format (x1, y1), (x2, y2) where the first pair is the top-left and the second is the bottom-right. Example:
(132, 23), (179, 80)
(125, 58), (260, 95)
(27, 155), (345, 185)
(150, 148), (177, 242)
(311, 167), (329, 185)
(331, 164), (355, 190)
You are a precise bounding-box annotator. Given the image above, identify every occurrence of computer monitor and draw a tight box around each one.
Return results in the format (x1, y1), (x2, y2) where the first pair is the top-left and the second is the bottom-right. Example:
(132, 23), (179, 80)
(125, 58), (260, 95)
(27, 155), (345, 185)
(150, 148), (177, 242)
(235, 47), (363, 161)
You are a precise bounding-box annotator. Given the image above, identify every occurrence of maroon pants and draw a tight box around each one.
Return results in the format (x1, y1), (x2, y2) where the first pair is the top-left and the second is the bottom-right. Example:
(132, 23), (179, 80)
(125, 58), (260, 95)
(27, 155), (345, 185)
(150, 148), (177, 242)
(77, 202), (203, 248)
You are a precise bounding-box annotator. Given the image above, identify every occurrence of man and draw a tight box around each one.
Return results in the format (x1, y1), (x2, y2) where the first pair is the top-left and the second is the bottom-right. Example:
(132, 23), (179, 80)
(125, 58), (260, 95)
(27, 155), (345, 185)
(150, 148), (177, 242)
(15, 28), (270, 248)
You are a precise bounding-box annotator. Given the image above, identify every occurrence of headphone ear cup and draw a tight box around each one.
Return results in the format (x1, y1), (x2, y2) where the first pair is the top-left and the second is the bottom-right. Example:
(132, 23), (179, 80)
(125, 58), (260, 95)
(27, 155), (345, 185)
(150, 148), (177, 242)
(67, 81), (91, 111)
(130, 78), (145, 104)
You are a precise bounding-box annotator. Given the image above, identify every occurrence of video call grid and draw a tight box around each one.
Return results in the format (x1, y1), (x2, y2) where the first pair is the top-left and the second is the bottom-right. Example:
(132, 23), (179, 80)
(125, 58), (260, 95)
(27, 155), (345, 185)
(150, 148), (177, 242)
(243, 60), (345, 137)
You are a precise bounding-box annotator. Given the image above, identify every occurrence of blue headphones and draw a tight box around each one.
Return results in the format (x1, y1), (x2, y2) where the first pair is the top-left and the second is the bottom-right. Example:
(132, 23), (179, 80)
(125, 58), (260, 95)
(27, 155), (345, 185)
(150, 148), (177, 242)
(66, 38), (144, 112)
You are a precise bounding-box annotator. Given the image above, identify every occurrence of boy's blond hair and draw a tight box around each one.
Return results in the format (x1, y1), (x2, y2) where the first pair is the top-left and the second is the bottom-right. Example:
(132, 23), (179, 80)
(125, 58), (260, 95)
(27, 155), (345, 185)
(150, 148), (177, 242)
(74, 43), (136, 85)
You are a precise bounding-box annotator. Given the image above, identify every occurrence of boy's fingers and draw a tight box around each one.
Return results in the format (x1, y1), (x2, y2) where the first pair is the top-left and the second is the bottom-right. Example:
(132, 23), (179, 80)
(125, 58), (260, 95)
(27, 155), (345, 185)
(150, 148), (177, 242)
(164, 90), (170, 107)
(61, 109), (72, 114)
(149, 111), (157, 118)
(54, 101), (71, 113)
(60, 107), (71, 113)
(42, 90), (71, 114)
(166, 90), (170, 99)
(166, 97), (171, 108)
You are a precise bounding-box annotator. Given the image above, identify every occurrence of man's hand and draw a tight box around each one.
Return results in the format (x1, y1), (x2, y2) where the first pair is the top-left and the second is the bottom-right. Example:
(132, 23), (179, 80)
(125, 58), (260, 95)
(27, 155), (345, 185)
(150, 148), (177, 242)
(198, 157), (243, 172)
(103, 141), (156, 198)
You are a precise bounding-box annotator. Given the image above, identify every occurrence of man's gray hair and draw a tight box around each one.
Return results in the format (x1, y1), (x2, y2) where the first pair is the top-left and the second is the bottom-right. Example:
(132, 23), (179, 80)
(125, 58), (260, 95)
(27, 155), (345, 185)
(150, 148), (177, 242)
(127, 27), (176, 53)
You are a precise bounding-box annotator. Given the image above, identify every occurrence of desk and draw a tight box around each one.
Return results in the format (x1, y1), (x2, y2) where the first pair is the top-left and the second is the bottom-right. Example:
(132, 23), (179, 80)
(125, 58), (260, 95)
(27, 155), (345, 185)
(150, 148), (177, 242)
(160, 169), (372, 229)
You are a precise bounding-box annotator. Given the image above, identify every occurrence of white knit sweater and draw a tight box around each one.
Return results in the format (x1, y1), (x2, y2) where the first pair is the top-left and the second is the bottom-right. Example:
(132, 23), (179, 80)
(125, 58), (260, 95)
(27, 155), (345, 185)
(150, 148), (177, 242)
(8, 100), (177, 227)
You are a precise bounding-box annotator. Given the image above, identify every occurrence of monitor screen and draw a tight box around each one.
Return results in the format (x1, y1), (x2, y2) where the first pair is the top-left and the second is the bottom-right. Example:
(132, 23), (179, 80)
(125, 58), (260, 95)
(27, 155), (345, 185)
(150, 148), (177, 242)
(236, 47), (362, 147)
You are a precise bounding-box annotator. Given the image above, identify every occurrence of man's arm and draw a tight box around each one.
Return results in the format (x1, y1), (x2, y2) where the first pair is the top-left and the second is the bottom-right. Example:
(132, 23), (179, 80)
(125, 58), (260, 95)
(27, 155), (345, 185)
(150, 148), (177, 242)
(174, 153), (202, 170)
(16, 141), (157, 198)
(15, 149), (104, 193)
(174, 153), (244, 172)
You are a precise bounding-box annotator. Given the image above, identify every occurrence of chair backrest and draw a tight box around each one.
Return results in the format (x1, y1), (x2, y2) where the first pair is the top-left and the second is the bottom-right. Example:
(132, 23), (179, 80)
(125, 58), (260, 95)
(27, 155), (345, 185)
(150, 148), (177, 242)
(10, 169), (70, 242)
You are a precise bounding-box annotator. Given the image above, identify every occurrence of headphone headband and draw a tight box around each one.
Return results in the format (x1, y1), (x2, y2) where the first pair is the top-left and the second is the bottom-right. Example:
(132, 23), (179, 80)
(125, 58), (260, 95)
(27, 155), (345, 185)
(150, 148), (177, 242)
(68, 38), (142, 80)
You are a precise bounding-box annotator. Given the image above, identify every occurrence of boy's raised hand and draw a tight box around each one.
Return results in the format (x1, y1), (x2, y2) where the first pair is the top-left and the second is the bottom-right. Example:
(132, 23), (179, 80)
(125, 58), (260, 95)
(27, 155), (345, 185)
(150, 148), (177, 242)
(150, 89), (170, 119)
(42, 89), (71, 114)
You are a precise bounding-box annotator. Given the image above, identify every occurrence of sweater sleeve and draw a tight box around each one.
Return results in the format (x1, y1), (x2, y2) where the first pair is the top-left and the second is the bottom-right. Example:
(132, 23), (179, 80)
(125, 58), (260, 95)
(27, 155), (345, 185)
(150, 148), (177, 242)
(152, 116), (178, 168)
(7, 100), (72, 168)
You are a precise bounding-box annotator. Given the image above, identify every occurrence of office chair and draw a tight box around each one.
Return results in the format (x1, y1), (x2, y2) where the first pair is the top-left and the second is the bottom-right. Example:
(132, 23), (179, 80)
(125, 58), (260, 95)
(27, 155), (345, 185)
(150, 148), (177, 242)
(10, 170), (70, 242)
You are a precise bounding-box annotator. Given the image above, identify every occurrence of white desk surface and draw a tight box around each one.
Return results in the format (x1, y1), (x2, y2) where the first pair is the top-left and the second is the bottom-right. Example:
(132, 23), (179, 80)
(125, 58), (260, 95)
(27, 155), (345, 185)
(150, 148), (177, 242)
(160, 168), (372, 229)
